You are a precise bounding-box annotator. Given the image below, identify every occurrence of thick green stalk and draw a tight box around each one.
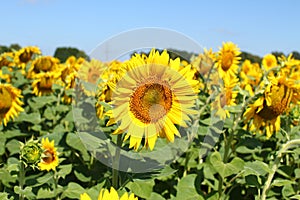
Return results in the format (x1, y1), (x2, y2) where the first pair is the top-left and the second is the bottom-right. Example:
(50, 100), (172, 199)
(261, 139), (300, 200)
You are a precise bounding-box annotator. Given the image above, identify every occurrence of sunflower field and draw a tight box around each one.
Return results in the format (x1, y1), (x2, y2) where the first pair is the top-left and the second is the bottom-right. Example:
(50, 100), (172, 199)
(0, 43), (300, 200)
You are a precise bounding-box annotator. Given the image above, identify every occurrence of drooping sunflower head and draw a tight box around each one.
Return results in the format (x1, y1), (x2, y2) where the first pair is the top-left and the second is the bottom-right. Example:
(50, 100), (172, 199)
(28, 56), (60, 78)
(110, 49), (199, 150)
(244, 74), (297, 138)
(14, 46), (41, 67)
(216, 42), (241, 77)
(262, 54), (278, 71)
(32, 71), (61, 96)
(191, 48), (215, 78)
(38, 138), (59, 171)
(0, 84), (24, 126)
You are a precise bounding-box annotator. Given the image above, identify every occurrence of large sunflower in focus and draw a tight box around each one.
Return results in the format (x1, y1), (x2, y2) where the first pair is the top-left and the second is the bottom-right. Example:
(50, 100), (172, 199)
(38, 138), (59, 171)
(216, 42), (241, 78)
(110, 49), (199, 150)
(244, 74), (299, 138)
(0, 84), (24, 126)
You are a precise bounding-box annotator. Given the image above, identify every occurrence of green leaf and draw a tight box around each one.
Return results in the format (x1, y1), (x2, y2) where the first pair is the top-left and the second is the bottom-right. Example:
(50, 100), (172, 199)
(35, 173), (53, 187)
(0, 134), (6, 155)
(126, 179), (154, 199)
(209, 152), (244, 179)
(55, 104), (71, 113)
(57, 164), (72, 179)
(17, 112), (41, 124)
(0, 168), (17, 187)
(148, 192), (165, 200)
(282, 184), (295, 198)
(290, 195), (300, 200)
(0, 192), (13, 200)
(244, 161), (271, 177)
(6, 139), (21, 155)
(74, 170), (91, 182)
(272, 179), (295, 187)
(36, 187), (57, 199)
(44, 107), (56, 120)
(156, 166), (177, 181)
(295, 168), (300, 179)
(176, 174), (204, 200)
(14, 186), (35, 200)
(61, 182), (85, 199)
(66, 132), (88, 153)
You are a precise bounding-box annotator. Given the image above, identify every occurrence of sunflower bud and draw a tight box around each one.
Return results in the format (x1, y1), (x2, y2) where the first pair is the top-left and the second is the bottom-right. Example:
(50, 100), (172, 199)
(20, 140), (42, 167)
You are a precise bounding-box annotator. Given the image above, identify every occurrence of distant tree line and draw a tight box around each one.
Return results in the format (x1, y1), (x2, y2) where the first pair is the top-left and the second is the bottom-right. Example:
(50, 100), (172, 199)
(1, 44), (300, 63)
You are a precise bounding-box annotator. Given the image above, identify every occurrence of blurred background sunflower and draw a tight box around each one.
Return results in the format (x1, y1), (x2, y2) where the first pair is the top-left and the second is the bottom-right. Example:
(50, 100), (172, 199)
(0, 83), (24, 126)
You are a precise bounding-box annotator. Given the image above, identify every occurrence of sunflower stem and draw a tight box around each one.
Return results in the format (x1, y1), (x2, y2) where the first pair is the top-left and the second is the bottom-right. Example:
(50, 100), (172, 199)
(19, 161), (25, 200)
(112, 134), (122, 189)
(53, 169), (59, 200)
(261, 139), (300, 200)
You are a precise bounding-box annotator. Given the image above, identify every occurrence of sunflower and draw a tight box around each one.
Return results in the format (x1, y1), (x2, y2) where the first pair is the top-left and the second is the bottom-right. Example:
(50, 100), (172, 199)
(262, 54), (277, 71)
(80, 187), (138, 200)
(0, 84), (24, 126)
(191, 48), (215, 79)
(244, 74), (299, 138)
(109, 49), (199, 150)
(38, 138), (59, 171)
(78, 59), (106, 95)
(212, 75), (239, 119)
(27, 56), (60, 78)
(61, 56), (84, 82)
(215, 42), (241, 78)
(240, 60), (263, 96)
(0, 52), (16, 82)
(14, 46), (41, 68)
(32, 72), (61, 96)
(95, 60), (125, 119)
(0, 52), (15, 68)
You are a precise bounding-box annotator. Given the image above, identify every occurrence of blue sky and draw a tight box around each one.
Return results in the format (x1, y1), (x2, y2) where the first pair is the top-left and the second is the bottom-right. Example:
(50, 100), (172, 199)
(2, 0), (300, 57)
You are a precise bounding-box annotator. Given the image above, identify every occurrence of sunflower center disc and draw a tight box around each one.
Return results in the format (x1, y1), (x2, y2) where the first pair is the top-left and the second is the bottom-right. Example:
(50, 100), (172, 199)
(38, 77), (53, 93)
(35, 58), (53, 72)
(221, 52), (234, 71)
(258, 84), (292, 120)
(42, 150), (55, 163)
(130, 83), (172, 123)
(0, 87), (12, 115)
(19, 52), (32, 63)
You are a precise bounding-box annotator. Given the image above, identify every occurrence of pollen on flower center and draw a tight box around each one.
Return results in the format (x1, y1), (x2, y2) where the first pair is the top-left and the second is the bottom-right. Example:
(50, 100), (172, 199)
(0, 88), (12, 115)
(129, 82), (172, 123)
